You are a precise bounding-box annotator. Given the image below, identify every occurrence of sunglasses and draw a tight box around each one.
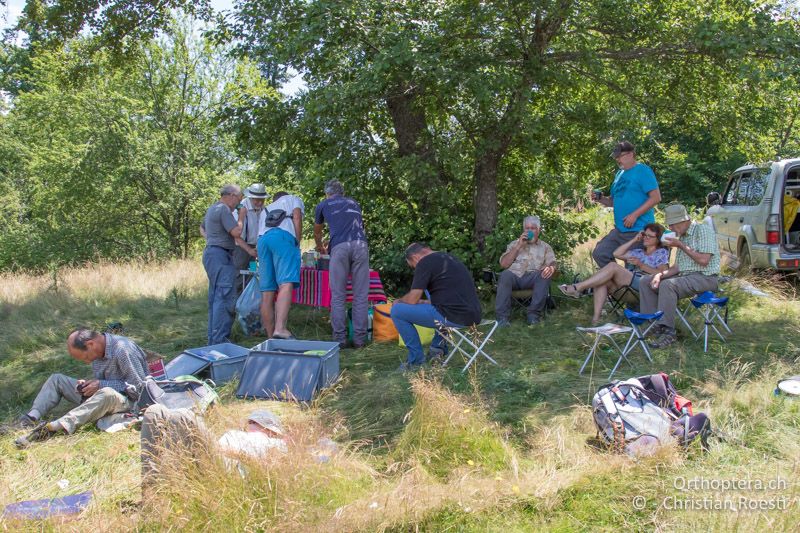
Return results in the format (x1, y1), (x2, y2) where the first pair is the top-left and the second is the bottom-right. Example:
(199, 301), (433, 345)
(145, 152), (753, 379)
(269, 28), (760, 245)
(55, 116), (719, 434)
(642, 233), (658, 238)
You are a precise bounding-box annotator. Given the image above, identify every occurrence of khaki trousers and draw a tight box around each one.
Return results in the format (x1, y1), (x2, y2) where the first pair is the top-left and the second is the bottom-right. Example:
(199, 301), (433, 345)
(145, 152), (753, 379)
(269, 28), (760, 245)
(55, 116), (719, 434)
(30, 373), (132, 434)
(639, 273), (719, 329)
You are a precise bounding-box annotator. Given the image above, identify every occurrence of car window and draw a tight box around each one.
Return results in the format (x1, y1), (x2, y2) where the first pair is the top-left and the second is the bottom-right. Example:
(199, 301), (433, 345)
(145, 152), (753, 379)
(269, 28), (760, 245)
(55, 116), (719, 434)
(722, 174), (741, 205)
(745, 169), (769, 206)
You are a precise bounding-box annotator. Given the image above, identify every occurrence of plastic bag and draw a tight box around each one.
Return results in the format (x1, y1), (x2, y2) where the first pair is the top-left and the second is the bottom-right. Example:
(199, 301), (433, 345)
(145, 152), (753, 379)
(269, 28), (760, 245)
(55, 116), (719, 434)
(236, 275), (262, 336)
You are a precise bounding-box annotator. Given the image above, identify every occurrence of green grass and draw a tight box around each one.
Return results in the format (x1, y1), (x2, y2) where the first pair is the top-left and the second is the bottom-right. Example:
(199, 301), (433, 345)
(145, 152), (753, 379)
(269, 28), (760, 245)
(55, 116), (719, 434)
(0, 259), (799, 530)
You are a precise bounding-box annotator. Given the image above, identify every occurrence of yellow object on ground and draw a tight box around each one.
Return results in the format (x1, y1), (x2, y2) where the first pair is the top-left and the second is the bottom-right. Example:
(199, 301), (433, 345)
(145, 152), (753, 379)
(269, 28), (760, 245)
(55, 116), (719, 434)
(399, 325), (435, 347)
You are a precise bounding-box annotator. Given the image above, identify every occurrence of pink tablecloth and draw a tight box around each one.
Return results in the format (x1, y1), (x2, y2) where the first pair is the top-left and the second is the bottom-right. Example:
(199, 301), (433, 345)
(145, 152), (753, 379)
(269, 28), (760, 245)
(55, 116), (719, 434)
(292, 267), (387, 308)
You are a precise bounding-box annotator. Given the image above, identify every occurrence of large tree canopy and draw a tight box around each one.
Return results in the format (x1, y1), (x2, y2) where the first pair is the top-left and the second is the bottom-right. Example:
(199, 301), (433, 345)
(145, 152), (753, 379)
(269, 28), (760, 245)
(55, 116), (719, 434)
(0, 0), (799, 280)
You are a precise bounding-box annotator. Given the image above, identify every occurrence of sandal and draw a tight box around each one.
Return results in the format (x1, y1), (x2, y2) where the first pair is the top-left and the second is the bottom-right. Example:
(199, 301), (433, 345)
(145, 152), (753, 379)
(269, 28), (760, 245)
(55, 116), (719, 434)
(558, 284), (581, 299)
(271, 333), (297, 340)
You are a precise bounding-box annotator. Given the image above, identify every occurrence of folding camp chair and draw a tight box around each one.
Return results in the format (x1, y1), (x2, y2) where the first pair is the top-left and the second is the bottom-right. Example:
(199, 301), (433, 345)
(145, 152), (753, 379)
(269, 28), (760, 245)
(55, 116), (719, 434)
(681, 291), (731, 352)
(619, 309), (662, 369)
(606, 284), (639, 318)
(440, 319), (500, 372)
(481, 270), (555, 317)
(577, 322), (633, 379)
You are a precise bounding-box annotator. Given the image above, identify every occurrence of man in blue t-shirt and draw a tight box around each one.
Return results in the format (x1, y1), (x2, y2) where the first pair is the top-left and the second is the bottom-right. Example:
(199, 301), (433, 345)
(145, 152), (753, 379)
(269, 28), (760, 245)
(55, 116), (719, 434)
(313, 180), (369, 349)
(592, 141), (661, 268)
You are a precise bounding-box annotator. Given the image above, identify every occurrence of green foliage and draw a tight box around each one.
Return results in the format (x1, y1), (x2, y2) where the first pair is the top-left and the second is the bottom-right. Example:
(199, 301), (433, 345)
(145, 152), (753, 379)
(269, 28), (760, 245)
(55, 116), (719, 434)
(0, 22), (258, 270)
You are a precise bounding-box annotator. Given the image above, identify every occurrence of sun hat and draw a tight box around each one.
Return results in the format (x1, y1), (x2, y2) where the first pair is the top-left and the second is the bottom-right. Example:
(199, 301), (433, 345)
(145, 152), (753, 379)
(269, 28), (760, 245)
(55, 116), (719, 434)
(245, 183), (268, 199)
(247, 410), (284, 435)
(664, 204), (691, 226)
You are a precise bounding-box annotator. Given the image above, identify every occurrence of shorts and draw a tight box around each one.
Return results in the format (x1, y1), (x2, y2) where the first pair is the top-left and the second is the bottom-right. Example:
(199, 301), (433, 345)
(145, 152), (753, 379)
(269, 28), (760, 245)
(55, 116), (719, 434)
(257, 229), (300, 292)
(630, 272), (642, 292)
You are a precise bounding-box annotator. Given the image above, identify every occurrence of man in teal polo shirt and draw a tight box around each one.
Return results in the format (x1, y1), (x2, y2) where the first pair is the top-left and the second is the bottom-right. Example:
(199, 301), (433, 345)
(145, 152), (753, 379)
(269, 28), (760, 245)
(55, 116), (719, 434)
(592, 141), (662, 267)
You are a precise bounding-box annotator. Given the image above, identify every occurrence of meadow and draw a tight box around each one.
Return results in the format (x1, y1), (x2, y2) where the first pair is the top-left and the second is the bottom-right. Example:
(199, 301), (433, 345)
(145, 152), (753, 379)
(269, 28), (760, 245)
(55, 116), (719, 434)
(0, 253), (798, 531)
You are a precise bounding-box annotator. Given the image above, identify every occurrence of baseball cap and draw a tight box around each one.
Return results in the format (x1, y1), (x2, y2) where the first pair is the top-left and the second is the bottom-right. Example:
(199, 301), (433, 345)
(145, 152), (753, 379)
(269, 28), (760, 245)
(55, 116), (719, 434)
(611, 141), (635, 158)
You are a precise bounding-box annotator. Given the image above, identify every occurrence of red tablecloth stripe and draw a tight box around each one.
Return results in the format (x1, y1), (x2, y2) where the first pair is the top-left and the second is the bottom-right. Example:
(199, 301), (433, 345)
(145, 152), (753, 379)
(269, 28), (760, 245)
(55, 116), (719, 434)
(292, 267), (386, 307)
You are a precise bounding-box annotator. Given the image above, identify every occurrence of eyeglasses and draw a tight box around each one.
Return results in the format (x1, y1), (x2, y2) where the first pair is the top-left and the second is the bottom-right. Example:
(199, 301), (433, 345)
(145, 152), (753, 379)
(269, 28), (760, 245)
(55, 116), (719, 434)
(642, 233), (658, 239)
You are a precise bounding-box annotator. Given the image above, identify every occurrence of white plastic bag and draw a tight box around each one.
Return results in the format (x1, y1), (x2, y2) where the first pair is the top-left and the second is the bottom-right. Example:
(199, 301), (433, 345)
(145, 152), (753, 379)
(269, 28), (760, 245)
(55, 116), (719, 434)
(236, 275), (262, 336)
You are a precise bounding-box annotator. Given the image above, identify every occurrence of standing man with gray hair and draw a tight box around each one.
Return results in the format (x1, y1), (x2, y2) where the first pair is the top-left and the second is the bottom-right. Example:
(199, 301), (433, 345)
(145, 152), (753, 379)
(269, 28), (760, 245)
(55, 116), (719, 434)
(314, 180), (369, 349)
(495, 216), (557, 326)
(202, 184), (243, 344)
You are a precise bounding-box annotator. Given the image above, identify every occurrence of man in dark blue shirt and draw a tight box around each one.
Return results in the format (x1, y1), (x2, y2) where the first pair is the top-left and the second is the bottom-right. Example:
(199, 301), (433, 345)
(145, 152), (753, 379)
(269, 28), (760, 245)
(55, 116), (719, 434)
(314, 180), (370, 348)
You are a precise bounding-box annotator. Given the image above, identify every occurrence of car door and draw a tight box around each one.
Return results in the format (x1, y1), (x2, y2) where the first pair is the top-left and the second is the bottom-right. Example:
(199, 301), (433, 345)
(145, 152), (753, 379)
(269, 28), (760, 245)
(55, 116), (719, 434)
(742, 168), (769, 244)
(714, 173), (746, 252)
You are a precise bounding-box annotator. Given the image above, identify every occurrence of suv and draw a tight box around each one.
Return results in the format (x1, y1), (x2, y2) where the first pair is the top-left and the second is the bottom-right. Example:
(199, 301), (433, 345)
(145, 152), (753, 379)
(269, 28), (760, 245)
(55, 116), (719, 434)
(706, 158), (800, 271)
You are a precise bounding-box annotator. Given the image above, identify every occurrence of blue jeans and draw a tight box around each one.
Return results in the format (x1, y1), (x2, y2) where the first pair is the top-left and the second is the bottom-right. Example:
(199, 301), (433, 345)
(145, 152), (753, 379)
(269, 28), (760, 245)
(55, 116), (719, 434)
(391, 303), (463, 365)
(202, 246), (237, 344)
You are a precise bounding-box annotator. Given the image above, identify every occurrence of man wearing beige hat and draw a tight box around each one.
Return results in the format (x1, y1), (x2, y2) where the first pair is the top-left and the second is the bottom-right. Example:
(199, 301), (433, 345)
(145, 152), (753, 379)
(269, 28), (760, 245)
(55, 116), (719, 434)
(640, 204), (720, 349)
(233, 183), (269, 272)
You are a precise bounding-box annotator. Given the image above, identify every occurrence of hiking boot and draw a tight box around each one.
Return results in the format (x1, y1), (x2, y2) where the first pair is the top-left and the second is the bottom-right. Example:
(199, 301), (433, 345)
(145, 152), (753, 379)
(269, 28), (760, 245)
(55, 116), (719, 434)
(0, 414), (37, 435)
(15, 422), (58, 449)
(526, 314), (541, 326)
(396, 362), (423, 373)
(644, 324), (665, 339)
(426, 346), (447, 365)
(648, 328), (678, 350)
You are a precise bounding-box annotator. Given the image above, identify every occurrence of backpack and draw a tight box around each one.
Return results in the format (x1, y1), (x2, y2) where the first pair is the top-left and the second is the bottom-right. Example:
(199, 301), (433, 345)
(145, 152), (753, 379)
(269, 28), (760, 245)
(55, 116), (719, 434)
(264, 209), (292, 228)
(134, 375), (219, 414)
(592, 372), (710, 456)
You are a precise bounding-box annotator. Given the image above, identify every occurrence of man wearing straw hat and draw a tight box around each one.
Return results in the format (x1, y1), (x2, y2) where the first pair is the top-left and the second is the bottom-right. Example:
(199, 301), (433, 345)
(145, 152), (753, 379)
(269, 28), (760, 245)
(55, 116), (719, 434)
(232, 183), (269, 273)
(640, 204), (720, 349)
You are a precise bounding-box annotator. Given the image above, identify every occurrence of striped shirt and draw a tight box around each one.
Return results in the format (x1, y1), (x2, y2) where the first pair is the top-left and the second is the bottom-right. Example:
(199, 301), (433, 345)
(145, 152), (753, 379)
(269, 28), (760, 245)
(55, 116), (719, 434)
(676, 221), (720, 276)
(92, 334), (150, 396)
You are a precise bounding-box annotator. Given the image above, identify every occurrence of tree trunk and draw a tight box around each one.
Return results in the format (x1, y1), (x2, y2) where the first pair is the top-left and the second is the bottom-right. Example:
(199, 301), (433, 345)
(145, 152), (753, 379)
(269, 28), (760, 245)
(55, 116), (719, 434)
(473, 150), (502, 251)
(385, 82), (449, 208)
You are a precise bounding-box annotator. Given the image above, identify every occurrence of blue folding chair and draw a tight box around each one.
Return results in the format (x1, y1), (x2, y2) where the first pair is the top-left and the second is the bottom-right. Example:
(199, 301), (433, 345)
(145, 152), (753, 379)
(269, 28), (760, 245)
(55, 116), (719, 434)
(619, 309), (663, 370)
(686, 291), (731, 352)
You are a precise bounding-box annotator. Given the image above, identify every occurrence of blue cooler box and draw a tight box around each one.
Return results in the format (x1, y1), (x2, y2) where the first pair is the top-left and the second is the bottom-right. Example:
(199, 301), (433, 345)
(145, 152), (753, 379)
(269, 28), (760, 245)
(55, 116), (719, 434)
(165, 343), (250, 385)
(236, 339), (340, 401)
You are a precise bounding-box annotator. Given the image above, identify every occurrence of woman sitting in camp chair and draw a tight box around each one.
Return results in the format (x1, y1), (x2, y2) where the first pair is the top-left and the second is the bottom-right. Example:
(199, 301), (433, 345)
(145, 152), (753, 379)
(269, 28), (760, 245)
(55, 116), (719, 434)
(559, 223), (669, 325)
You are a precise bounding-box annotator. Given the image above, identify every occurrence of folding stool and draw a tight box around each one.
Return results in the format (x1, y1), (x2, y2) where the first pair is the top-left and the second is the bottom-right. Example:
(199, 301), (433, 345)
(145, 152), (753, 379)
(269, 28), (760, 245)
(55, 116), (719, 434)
(440, 319), (500, 372)
(686, 291), (731, 352)
(577, 322), (633, 379)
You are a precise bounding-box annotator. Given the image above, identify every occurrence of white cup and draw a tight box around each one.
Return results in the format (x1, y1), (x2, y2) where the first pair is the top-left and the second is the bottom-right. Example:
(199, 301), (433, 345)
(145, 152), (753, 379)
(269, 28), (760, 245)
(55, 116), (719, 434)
(661, 230), (675, 244)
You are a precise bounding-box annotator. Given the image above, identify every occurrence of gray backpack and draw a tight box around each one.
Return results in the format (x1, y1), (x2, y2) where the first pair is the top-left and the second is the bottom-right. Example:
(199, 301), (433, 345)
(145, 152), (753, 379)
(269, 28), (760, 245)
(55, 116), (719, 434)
(134, 376), (219, 414)
(593, 378), (674, 455)
(592, 374), (711, 455)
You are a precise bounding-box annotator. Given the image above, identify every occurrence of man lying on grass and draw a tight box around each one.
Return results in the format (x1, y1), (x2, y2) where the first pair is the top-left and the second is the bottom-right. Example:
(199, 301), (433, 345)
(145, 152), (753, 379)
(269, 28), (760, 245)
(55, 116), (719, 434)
(4, 327), (149, 448)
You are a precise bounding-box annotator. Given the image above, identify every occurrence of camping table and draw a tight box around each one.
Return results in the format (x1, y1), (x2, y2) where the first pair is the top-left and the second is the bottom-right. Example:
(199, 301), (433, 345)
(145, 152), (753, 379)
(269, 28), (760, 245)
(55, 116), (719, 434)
(292, 267), (387, 308)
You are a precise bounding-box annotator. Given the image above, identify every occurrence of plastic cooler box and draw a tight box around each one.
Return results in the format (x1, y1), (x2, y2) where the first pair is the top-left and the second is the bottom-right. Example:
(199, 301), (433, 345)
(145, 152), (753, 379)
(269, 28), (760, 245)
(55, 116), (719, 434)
(164, 343), (250, 385)
(236, 339), (340, 401)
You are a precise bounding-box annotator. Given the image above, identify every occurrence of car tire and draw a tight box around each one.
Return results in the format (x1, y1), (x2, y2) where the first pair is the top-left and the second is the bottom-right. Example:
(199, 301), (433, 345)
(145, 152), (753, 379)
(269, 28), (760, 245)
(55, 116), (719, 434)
(737, 243), (752, 274)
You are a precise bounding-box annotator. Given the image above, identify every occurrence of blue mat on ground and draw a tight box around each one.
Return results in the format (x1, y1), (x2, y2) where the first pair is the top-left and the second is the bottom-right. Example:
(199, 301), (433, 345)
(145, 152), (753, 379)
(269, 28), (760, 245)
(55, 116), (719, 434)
(3, 491), (92, 520)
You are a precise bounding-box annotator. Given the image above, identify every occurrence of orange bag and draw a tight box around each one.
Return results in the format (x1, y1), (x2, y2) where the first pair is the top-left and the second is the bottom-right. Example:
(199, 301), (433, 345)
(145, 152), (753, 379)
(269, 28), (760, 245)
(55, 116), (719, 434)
(372, 303), (399, 342)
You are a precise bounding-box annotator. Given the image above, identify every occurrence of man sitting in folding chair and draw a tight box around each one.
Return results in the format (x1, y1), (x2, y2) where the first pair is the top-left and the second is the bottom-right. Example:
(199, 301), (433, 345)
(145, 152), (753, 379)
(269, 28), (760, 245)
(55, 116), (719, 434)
(640, 204), (721, 349)
(559, 223), (669, 325)
(495, 215), (557, 327)
(391, 243), (483, 372)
